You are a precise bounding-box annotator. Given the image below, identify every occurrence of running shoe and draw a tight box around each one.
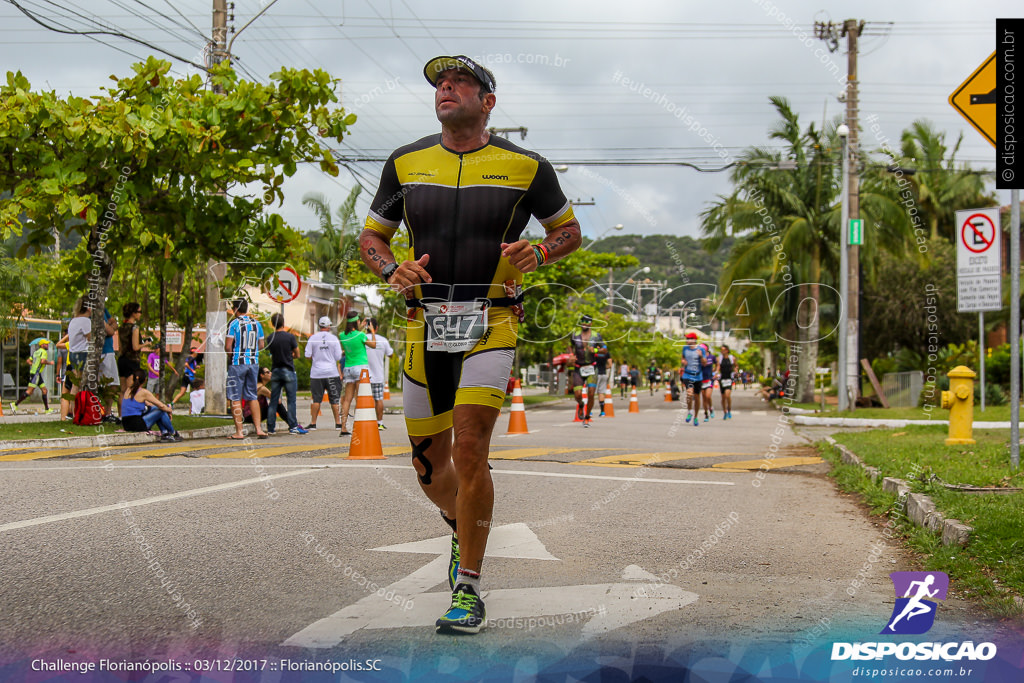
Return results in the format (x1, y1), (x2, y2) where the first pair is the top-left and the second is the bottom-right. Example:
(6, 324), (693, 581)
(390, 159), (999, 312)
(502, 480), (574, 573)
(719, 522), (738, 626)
(338, 430), (351, 437)
(266, 429), (276, 435)
(448, 533), (460, 590)
(378, 423), (386, 430)
(693, 418), (699, 427)
(583, 418), (590, 428)
(710, 409), (715, 419)
(335, 423), (344, 430)
(289, 425), (309, 435)
(44, 408), (56, 415)
(704, 416), (709, 423)
(686, 413), (692, 423)
(435, 584), (485, 634)
(9, 402), (16, 414)
(304, 423), (317, 431)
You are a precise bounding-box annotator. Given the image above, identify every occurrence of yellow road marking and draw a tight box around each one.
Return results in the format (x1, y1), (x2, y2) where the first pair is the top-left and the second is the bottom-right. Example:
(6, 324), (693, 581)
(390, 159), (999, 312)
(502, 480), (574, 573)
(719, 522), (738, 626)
(78, 444), (241, 461)
(573, 452), (755, 468)
(0, 447), (106, 462)
(710, 456), (823, 471)
(491, 447), (600, 460)
(312, 446), (410, 459)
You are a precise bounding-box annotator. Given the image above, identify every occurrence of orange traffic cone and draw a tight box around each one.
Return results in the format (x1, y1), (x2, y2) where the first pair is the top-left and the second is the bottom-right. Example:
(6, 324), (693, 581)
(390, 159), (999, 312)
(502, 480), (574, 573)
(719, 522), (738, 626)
(347, 369), (386, 460)
(603, 386), (615, 417)
(506, 379), (529, 434)
(664, 386), (672, 402)
(383, 381), (390, 400)
(628, 386), (640, 413)
(572, 388), (585, 422)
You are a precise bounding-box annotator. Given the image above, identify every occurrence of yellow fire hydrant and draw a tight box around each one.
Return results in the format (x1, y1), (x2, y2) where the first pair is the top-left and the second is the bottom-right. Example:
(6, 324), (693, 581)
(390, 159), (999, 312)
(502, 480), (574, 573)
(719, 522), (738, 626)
(940, 366), (976, 445)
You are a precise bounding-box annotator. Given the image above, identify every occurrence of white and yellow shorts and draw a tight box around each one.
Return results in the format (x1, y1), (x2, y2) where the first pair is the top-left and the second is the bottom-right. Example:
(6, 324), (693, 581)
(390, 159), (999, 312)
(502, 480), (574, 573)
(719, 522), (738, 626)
(403, 306), (517, 437)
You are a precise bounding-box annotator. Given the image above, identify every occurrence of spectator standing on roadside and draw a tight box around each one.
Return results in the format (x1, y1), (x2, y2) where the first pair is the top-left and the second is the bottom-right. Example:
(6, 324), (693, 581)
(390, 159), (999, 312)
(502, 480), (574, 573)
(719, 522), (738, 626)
(364, 317), (394, 430)
(58, 299), (91, 420)
(225, 299), (266, 440)
(304, 316), (343, 431)
(116, 302), (147, 417)
(337, 311), (376, 436)
(100, 307), (120, 421)
(266, 313), (308, 435)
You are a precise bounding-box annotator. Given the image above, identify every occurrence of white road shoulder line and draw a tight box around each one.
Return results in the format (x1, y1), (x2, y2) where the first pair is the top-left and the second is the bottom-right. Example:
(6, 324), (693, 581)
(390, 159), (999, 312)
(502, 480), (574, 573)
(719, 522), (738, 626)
(0, 469), (318, 533)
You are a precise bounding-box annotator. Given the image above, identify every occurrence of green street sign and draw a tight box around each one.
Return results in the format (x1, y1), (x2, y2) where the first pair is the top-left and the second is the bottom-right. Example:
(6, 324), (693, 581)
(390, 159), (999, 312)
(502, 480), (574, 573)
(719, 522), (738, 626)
(849, 218), (864, 246)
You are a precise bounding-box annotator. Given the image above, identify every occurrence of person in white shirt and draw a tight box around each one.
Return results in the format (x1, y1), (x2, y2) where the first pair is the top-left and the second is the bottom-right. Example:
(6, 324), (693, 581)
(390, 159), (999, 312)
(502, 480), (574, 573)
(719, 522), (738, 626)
(58, 299), (91, 420)
(304, 316), (344, 430)
(365, 317), (395, 429)
(190, 379), (206, 415)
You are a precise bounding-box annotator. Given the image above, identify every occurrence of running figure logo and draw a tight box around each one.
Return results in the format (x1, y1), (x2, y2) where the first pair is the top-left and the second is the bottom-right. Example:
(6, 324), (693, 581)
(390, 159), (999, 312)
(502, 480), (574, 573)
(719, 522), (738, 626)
(882, 571), (949, 635)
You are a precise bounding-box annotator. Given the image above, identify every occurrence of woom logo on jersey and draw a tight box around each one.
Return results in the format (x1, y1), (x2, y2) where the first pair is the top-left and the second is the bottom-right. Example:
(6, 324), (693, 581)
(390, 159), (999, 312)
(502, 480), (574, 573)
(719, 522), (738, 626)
(481, 174), (509, 180)
(831, 572), (998, 662)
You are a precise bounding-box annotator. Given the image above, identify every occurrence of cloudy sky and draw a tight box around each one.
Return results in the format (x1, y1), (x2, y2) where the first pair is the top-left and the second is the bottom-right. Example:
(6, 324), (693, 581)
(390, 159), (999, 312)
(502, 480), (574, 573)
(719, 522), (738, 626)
(0, 0), (1015, 241)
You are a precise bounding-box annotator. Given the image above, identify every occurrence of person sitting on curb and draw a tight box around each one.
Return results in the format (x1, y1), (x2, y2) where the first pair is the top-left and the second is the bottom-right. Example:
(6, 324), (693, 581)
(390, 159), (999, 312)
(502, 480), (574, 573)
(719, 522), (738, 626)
(121, 368), (183, 442)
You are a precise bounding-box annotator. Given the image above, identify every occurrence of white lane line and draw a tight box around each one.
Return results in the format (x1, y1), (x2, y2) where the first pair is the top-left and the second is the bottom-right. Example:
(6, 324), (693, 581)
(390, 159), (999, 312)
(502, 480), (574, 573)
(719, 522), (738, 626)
(0, 469), (319, 533)
(0, 462), (734, 486)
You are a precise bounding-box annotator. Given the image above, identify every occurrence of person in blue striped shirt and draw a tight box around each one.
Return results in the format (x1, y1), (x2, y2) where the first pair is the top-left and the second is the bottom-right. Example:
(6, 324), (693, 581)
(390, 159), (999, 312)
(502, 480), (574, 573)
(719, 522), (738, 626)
(225, 299), (267, 439)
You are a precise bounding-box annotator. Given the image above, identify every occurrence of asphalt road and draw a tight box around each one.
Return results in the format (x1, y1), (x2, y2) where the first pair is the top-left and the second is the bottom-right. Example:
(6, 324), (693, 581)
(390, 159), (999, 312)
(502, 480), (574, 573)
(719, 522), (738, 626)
(0, 386), (1011, 680)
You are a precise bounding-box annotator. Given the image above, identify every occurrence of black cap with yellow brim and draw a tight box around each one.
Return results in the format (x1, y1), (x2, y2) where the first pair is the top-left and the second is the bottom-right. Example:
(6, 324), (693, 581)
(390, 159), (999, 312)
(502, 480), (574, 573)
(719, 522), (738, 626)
(423, 55), (495, 93)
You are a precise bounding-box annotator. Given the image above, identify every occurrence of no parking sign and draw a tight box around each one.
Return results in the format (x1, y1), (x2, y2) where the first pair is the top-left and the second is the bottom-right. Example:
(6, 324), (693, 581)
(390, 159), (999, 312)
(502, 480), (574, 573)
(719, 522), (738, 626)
(955, 208), (1001, 312)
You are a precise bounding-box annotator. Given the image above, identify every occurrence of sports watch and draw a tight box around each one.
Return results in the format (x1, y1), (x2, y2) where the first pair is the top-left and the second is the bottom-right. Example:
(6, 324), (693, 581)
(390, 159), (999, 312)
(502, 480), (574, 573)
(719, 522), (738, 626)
(381, 262), (399, 283)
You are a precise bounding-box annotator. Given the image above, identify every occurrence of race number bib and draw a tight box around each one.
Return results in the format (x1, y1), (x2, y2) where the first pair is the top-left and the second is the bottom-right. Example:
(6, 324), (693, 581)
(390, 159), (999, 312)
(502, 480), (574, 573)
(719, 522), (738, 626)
(721, 378), (733, 388)
(579, 365), (595, 377)
(424, 301), (488, 353)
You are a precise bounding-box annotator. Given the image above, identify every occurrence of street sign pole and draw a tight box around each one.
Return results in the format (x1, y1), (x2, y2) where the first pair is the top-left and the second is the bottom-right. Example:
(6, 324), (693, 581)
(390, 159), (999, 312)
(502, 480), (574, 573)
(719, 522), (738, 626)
(979, 311), (985, 412)
(1012, 190), (1021, 469)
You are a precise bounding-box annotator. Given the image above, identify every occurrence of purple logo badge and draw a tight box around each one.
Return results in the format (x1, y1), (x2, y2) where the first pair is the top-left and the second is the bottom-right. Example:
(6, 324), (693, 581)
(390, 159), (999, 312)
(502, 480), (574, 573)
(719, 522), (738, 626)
(882, 571), (949, 635)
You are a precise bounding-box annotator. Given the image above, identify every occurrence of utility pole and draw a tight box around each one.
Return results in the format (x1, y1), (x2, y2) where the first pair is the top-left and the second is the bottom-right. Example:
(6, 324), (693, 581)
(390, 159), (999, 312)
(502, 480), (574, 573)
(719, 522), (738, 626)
(205, 0), (229, 414)
(816, 18), (864, 408)
(843, 19), (863, 409)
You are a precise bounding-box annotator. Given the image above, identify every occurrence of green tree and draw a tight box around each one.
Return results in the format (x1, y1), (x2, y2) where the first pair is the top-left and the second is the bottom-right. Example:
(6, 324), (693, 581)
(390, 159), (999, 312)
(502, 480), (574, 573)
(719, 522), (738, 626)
(898, 121), (995, 242)
(303, 185), (363, 283)
(0, 58), (356, 391)
(701, 97), (911, 402)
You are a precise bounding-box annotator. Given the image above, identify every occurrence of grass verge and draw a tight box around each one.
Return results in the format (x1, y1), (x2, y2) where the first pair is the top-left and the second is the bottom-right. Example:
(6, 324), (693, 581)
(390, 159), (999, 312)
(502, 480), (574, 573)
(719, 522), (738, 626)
(0, 415), (230, 441)
(818, 434), (1024, 619)
(788, 402), (1022, 422)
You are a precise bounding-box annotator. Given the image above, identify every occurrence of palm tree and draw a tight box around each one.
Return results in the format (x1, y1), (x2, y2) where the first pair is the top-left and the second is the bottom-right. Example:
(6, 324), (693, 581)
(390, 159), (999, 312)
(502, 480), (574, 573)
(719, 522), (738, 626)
(302, 185), (362, 283)
(702, 97), (911, 402)
(898, 121), (994, 242)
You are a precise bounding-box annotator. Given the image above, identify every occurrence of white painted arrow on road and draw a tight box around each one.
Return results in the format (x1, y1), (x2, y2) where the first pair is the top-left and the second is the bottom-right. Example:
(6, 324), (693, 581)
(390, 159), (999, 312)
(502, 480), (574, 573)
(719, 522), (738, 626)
(282, 524), (697, 648)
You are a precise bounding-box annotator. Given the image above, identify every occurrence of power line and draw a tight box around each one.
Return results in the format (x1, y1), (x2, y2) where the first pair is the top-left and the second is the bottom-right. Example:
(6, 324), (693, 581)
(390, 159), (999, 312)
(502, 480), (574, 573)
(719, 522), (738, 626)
(2, 0), (208, 69)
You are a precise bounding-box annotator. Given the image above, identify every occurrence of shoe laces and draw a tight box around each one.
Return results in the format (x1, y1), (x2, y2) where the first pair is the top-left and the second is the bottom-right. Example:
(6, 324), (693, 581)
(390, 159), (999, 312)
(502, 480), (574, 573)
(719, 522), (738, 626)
(450, 587), (478, 611)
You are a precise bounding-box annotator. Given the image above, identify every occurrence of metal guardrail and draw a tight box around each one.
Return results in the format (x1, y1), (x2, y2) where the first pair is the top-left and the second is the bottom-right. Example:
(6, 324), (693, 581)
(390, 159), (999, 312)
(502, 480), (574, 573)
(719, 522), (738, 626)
(882, 371), (924, 408)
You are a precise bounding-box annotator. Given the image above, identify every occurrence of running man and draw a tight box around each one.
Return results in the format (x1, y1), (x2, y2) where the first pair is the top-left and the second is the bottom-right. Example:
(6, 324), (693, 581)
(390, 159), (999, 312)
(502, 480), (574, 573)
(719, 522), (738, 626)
(680, 332), (708, 427)
(618, 361), (630, 398)
(700, 343), (716, 422)
(570, 315), (604, 426)
(171, 348), (201, 407)
(12, 339), (55, 413)
(359, 54), (581, 635)
(646, 360), (658, 396)
(886, 574), (940, 632)
(718, 345), (738, 420)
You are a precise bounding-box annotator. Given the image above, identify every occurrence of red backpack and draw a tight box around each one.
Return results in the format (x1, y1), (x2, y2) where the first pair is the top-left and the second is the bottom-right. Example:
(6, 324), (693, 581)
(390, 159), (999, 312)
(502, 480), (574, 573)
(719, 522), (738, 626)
(73, 390), (104, 426)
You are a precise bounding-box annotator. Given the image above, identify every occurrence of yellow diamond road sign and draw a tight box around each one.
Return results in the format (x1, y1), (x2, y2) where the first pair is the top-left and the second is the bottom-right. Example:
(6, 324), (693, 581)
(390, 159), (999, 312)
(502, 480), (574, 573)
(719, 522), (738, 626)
(949, 51), (997, 148)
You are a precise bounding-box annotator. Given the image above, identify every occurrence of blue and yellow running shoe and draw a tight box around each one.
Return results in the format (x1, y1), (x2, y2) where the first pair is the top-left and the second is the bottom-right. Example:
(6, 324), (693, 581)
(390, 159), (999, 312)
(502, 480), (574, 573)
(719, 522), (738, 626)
(435, 584), (485, 634)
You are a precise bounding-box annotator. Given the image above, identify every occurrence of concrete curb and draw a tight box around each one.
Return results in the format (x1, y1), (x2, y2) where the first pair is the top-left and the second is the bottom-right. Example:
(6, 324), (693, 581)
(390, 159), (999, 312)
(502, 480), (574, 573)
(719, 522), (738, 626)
(824, 436), (972, 547)
(0, 425), (237, 450)
(794, 415), (1014, 429)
